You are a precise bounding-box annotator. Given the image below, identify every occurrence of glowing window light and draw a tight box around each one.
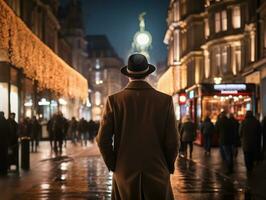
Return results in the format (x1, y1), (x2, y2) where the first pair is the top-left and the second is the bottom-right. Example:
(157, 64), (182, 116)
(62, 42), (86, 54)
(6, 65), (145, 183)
(59, 98), (67, 105)
(38, 98), (50, 106)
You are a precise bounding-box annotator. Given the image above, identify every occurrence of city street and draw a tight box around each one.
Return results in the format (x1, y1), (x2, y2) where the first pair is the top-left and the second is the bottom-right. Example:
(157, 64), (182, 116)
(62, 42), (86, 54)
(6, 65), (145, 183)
(1, 142), (265, 200)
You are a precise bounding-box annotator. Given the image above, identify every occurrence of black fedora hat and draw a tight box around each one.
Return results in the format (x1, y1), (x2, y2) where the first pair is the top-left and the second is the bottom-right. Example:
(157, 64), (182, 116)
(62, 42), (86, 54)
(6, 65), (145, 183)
(121, 54), (156, 78)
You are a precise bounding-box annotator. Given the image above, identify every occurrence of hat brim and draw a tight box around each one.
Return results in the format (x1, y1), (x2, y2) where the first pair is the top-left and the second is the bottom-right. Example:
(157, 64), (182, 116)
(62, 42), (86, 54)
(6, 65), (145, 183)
(120, 64), (156, 78)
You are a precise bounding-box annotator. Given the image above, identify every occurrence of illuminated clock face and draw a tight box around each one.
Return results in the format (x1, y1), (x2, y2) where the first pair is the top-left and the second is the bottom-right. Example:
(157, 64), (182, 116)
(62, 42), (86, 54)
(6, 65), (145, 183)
(134, 31), (152, 47)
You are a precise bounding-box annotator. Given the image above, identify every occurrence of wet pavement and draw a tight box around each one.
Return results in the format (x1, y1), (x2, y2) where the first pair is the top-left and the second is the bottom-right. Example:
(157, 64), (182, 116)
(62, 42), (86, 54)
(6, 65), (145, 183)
(0, 141), (265, 200)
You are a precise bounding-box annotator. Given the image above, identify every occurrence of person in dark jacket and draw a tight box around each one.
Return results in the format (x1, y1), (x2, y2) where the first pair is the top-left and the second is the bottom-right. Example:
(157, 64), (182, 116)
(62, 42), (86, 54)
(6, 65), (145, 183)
(215, 111), (235, 174)
(87, 119), (96, 143)
(201, 116), (214, 155)
(7, 113), (18, 168)
(53, 112), (66, 153)
(0, 112), (9, 176)
(180, 115), (196, 159)
(47, 114), (55, 150)
(229, 113), (240, 158)
(240, 111), (262, 173)
(30, 116), (41, 152)
(78, 118), (88, 146)
(68, 117), (78, 144)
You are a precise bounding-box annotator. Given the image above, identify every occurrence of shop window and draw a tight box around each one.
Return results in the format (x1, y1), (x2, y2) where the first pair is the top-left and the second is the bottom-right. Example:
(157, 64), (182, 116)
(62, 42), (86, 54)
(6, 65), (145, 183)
(0, 83), (8, 118)
(202, 95), (252, 123)
(10, 85), (19, 122)
(221, 11), (227, 31)
(215, 12), (221, 33)
(232, 6), (241, 29)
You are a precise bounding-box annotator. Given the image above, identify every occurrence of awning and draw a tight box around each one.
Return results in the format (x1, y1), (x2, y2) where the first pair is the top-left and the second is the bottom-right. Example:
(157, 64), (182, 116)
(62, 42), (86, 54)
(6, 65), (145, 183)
(0, 0), (88, 101)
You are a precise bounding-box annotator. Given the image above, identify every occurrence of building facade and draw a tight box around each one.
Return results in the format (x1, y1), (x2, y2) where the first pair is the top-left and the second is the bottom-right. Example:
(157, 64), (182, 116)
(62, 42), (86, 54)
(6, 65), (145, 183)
(86, 35), (127, 121)
(159, 0), (264, 123)
(0, 0), (88, 127)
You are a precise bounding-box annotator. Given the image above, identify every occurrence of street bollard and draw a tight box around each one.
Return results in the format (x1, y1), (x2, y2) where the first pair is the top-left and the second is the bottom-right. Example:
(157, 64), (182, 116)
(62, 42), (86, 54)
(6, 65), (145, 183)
(21, 136), (31, 170)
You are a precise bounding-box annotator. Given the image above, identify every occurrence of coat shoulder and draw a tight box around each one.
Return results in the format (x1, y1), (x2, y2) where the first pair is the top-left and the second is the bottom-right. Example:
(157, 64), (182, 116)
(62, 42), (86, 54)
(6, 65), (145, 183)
(153, 89), (173, 101)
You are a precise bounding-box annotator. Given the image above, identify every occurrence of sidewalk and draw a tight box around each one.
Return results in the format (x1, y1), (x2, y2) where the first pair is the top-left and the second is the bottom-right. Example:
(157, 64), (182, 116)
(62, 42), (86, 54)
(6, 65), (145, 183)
(0, 141), (100, 200)
(189, 145), (266, 199)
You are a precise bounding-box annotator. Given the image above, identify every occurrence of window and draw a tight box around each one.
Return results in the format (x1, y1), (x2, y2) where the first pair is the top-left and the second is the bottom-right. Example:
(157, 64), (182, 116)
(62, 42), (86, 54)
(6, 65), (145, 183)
(205, 19), (210, 38)
(235, 47), (241, 72)
(174, 2), (180, 21)
(10, 85), (19, 122)
(94, 91), (101, 106)
(180, 0), (187, 16)
(181, 30), (187, 53)
(215, 13), (221, 33)
(95, 59), (100, 69)
(95, 71), (103, 85)
(221, 11), (227, 31)
(0, 83), (8, 118)
(232, 6), (241, 29)
(174, 30), (180, 62)
(221, 46), (228, 73)
(216, 51), (221, 68)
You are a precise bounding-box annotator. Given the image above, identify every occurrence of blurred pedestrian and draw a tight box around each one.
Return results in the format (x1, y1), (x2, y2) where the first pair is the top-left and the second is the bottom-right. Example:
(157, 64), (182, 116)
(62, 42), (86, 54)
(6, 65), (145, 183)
(96, 54), (178, 199)
(47, 114), (55, 150)
(53, 112), (65, 154)
(78, 118), (87, 146)
(68, 117), (78, 144)
(180, 115), (196, 159)
(215, 111), (234, 174)
(0, 112), (9, 176)
(63, 116), (68, 148)
(201, 115), (214, 155)
(30, 116), (41, 152)
(87, 119), (96, 143)
(7, 113), (18, 168)
(229, 113), (240, 158)
(240, 111), (262, 173)
(177, 119), (184, 156)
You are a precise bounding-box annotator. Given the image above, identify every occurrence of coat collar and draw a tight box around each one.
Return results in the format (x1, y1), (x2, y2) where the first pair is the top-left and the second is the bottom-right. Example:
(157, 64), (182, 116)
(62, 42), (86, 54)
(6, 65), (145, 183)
(125, 80), (153, 90)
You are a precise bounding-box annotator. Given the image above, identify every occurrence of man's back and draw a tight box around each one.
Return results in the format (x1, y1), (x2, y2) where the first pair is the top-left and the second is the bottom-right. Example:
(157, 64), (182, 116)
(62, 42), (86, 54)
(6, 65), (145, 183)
(97, 81), (178, 200)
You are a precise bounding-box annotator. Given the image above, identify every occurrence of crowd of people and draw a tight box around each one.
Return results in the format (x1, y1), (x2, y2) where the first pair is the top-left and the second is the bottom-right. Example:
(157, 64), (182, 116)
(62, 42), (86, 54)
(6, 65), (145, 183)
(47, 112), (99, 153)
(0, 111), (99, 176)
(178, 110), (266, 175)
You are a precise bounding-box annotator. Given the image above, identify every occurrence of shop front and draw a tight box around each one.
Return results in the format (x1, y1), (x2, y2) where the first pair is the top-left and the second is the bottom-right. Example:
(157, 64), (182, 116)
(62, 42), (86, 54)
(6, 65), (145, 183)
(185, 83), (257, 146)
(0, 62), (20, 121)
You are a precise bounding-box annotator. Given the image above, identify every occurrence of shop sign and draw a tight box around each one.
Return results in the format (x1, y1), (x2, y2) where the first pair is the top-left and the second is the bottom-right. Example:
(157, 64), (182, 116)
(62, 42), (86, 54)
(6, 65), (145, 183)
(214, 84), (246, 91)
(179, 94), (187, 105)
(214, 84), (247, 94)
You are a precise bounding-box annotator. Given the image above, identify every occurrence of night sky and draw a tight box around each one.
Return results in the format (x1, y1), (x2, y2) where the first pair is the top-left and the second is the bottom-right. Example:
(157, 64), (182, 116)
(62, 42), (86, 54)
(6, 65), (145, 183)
(61, 0), (169, 65)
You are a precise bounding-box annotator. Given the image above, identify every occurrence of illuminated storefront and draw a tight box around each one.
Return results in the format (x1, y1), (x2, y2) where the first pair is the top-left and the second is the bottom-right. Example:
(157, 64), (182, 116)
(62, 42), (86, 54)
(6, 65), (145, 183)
(185, 83), (256, 145)
(0, 63), (19, 121)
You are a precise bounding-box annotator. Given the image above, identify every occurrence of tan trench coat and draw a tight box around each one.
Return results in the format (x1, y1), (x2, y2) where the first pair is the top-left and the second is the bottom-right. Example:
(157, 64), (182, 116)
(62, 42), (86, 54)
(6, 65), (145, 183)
(96, 81), (178, 200)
